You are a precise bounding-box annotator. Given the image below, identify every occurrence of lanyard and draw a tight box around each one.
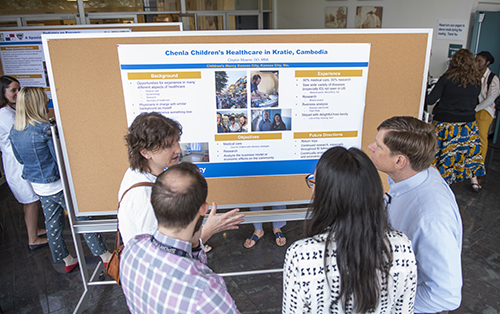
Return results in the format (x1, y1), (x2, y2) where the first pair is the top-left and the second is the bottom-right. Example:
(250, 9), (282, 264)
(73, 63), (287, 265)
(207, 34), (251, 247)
(151, 237), (190, 258)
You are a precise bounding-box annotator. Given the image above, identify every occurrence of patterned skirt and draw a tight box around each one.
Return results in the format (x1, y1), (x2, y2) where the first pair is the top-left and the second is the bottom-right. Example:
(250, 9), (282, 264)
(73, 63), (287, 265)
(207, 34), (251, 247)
(432, 121), (485, 185)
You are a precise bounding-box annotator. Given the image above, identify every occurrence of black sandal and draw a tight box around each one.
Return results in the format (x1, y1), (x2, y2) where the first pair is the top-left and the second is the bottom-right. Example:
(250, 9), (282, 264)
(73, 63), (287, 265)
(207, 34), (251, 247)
(471, 183), (482, 193)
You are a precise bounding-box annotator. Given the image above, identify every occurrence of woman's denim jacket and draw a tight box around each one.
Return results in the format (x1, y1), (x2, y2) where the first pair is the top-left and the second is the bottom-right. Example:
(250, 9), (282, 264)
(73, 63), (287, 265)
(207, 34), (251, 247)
(9, 121), (60, 184)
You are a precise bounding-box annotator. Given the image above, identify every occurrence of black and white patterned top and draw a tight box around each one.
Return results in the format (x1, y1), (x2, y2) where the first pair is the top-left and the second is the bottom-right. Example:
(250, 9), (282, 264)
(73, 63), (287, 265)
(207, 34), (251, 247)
(282, 230), (417, 314)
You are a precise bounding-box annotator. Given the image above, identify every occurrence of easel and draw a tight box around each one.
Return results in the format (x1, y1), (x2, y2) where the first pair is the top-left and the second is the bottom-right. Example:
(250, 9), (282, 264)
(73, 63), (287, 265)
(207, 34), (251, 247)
(43, 29), (432, 313)
(53, 121), (308, 313)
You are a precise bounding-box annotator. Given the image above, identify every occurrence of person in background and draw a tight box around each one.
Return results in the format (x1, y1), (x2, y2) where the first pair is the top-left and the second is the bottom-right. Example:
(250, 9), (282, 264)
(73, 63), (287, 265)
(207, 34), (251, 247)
(271, 113), (286, 131)
(228, 116), (241, 132)
(361, 10), (381, 28)
(121, 163), (240, 314)
(258, 110), (272, 131)
(250, 74), (267, 100)
(243, 205), (286, 248)
(118, 112), (244, 249)
(282, 146), (416, 313)
(425, 48), (485, 191)
(0, 76), (47, 250)
(9, 87), (111, 272)
(368, 116), (462, 313)
(216, 112), (226, 133)
(239, 115), (248, 132)
(475, 51), (499, 159)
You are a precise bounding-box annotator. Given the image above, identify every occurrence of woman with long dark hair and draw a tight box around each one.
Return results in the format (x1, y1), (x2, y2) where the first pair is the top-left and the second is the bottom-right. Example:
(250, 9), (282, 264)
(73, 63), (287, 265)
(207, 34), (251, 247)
(0, 76), (47, 249)
(271, 113), (286, 131)
(282, 147), (416, 313)
(426, 48), (485, 191)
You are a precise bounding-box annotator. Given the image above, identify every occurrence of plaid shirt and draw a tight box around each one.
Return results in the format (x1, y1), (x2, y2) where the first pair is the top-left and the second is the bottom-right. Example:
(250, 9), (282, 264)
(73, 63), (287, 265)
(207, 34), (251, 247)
(120, 230), (239, 314)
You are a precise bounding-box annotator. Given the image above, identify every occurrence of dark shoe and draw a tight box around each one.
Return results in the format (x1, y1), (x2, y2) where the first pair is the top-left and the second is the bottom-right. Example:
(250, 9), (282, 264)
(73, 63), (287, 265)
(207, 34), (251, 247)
(38, 229), (47, 238)
(65, 262), (79, 273)
(29, 242), (48, 251)
(471, 183), (482, 193)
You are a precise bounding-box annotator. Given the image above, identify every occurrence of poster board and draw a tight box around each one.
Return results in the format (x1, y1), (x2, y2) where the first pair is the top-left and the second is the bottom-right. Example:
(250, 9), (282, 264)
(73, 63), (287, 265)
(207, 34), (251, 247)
(42, 29), (432, 215)
(0, 23), (182, 77)
(0, 23), (181, 116)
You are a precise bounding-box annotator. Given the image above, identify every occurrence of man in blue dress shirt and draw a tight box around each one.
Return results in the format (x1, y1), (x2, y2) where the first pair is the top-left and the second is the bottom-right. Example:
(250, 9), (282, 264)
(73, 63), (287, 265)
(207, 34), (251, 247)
(258, 110), (272, 131)
(368, 116), (462, 314)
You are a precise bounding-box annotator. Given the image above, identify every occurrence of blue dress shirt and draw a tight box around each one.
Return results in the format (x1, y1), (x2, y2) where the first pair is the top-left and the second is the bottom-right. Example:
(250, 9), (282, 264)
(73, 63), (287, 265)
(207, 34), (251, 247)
(258, 118), (272, 131)
(387, 167), (462, 313)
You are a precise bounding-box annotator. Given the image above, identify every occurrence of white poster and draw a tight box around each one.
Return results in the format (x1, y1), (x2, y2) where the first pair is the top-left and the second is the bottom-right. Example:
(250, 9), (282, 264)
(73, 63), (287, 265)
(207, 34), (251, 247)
(117, 43), (370, 178)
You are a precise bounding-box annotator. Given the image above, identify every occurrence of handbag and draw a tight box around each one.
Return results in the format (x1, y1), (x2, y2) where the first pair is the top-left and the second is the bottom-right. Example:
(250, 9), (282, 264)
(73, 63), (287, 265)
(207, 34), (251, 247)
(106, 181), (154, 285)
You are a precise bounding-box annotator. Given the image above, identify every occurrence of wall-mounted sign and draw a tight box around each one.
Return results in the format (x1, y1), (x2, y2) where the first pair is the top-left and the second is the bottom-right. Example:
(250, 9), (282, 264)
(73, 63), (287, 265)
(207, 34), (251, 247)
(448, 44), (463, 58)
(437, 20), (466, 40)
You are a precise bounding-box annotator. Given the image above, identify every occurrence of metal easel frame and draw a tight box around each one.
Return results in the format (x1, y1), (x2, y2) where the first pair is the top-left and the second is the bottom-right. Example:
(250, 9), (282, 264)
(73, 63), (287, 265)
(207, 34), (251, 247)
(51, 121), (308, 313)
(42, 29), (434, 314)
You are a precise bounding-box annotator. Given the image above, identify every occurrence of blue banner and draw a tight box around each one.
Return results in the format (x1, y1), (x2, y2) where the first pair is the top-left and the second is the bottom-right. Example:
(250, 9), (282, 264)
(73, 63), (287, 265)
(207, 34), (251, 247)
(0, 42), (42, 45)
(121, 62), (369, 70)
(194, 159), (319, 178)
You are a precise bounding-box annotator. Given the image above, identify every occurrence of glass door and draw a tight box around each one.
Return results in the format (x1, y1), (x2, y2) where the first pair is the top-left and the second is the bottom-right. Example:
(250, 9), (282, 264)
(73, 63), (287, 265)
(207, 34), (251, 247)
(21, 14), (79, 26)
(195, 13), (224, 30)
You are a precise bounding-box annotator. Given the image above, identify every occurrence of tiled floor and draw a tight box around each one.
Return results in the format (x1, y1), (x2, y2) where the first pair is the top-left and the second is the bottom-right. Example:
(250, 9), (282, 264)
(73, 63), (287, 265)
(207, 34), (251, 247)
(1, 143), (500, 313)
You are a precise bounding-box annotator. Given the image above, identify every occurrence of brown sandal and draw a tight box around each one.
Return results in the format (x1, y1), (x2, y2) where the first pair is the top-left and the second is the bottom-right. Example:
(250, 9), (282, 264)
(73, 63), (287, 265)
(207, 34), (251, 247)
(244, 234), (263, 248)
(274, 231), (286, 247)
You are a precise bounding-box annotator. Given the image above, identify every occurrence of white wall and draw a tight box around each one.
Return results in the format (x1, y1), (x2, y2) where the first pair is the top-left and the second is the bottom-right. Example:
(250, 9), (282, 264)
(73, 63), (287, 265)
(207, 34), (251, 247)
(276, 0), (500, 77)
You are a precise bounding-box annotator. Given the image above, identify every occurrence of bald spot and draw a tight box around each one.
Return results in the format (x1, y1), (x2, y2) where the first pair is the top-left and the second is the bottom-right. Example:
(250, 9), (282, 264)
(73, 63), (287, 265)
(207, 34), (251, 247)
(160, 171), (194, 194)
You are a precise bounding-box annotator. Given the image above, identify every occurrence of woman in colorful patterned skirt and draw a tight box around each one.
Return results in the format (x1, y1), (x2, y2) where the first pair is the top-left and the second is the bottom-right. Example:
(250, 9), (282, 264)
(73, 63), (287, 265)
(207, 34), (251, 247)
(426, 48), (485, 191)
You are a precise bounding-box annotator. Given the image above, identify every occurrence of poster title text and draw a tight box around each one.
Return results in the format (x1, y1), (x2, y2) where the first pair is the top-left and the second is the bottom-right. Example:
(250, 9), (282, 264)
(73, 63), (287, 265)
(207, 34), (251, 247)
(165, 49), (328, 56)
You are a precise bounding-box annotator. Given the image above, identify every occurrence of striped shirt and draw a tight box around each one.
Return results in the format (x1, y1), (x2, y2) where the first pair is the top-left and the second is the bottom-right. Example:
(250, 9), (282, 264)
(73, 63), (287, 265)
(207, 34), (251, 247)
(120, 230), (239, 314)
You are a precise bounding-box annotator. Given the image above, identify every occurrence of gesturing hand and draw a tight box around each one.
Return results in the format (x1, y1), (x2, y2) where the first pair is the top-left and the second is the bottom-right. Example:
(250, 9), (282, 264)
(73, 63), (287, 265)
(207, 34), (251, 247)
(200, 202), (245, 243)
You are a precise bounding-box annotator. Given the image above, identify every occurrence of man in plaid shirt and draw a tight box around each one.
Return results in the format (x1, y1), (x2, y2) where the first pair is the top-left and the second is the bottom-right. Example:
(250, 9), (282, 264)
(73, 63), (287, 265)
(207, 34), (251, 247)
(120, 162), (240, 314)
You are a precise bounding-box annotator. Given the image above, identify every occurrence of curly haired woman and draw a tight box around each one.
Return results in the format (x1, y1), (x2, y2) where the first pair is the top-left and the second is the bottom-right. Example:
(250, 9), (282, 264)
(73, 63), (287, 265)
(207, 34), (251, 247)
(426, 49), (485, 191)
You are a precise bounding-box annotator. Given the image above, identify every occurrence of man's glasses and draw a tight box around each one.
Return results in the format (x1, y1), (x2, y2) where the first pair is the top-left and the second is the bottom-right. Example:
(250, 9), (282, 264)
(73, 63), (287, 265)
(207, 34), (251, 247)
(384, 193), (392, 207)
(305, 173), (315, 189)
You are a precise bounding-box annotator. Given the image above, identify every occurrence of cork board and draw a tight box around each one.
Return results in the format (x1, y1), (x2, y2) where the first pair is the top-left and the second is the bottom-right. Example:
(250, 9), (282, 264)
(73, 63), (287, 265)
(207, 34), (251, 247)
(43, 30), (431, 214)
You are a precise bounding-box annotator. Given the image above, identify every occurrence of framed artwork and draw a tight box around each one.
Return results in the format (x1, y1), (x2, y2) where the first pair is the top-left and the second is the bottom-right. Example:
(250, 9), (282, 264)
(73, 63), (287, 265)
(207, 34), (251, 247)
(355, 6), (383, 28)
(325, 6), (347, 28)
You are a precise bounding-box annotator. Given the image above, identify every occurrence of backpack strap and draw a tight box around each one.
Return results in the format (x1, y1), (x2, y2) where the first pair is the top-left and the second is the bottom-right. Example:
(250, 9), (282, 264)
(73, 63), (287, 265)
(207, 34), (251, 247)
(114, 181), (154, 250)
(487, 71), (496, 92)
(484, 72), (500, 112)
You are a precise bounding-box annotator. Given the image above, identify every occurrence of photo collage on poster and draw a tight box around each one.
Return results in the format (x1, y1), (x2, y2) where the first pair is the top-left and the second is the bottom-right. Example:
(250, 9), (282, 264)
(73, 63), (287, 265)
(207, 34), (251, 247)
(215, 70), (291, 135)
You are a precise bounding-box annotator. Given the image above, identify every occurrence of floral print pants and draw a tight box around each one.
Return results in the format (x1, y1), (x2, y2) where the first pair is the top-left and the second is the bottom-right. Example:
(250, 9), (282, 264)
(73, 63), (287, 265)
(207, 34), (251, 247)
(39, 190), (107, 262)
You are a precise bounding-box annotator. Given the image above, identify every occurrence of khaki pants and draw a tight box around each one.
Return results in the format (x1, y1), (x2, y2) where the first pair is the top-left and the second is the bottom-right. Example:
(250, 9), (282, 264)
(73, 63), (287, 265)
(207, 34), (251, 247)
(476, 109), (494, 158)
